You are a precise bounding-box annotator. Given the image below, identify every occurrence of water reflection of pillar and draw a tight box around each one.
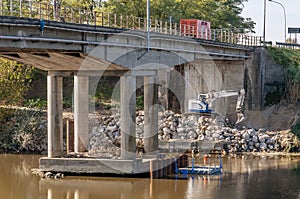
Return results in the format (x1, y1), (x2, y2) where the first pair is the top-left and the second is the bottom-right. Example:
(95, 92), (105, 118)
(47, 189), (52, 199)
(149, 178), (153, 199)
(74, 189), (89, 199)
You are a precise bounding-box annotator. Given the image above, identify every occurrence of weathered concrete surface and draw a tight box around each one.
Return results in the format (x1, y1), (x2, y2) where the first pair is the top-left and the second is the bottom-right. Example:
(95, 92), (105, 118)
(39, 158), (151, 174)
(181, 59), (245, 120)
(144, 76), (159, 154)
(74, 76), (89, 152)
(120, 75), (137, 159)
(47, 75), (63, 158)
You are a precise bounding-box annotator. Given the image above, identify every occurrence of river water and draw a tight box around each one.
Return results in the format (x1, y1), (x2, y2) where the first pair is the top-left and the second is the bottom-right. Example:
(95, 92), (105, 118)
(0, 154), (300, 199)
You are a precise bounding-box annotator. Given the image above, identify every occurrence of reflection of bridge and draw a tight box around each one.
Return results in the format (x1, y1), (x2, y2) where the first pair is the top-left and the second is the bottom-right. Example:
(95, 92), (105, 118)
(0, 2), (267, 175)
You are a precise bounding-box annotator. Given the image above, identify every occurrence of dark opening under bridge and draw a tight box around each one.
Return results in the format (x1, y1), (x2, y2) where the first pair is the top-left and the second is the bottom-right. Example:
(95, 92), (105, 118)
(0, 1), (266, 176)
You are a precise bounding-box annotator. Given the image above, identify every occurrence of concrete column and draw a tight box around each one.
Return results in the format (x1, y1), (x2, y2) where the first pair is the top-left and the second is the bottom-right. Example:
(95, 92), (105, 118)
(144, 76), (158, 154)
(47, 75), (63, 158)
(74, 76), (89, 153)
(120, 75), (136, 159)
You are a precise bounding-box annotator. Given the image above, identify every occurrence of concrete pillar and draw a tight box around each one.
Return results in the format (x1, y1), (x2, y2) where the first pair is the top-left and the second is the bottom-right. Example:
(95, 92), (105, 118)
(74, 76), (89, 153)
(47, 75), (63, 158)
(120, 75), (136, 159)
(144, 76), (158, 154)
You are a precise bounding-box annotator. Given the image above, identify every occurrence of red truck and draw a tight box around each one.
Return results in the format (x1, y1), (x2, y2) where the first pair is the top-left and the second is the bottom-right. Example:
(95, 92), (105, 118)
(180, 19), (211, 39)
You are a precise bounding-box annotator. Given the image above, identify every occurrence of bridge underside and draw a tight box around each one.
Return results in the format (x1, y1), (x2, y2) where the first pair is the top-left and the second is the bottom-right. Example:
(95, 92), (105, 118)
(0, 51), (128, 75)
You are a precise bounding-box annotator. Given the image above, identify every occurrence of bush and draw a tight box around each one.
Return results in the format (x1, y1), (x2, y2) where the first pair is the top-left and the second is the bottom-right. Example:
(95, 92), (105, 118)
(0, 103), (47, 153)
(267, 47), (300, 102)
(0, 58), (34, 106)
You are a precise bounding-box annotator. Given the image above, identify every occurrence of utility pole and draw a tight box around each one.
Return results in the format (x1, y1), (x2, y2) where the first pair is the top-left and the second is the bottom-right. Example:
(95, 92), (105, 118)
(269, 0), (287, 42)
(147, 0), (150, 51)
(263, 0), (267, 46)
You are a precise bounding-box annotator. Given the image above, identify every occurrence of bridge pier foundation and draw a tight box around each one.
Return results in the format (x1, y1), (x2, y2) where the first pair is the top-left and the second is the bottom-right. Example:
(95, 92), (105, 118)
(144, 76), (158, 155)
(74, 75), (89, 153)
(120, 75), (137, 159)
(47, 75), (63, 158)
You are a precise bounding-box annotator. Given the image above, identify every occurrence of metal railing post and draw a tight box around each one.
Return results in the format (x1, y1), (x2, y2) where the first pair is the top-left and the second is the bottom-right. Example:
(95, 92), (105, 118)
(10, 0), (12, 16)
(159, 20), (162, 33)
(107, 13), (110, 27)
(131, 16), (134, 29)
(138, 17), (141, 30)
(93, 11), (96, 26)
(29, 1), (32, 18)
(39, 1), (42, 19)
(120, 15), (123, 28)
(19, 0), (22, 17)
(0, 0), (2, 16)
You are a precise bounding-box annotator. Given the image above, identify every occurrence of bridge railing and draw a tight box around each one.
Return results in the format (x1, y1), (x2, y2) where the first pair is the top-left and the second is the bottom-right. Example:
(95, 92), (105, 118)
(276, 42), (300, 49)
(0, 0), (263, 47)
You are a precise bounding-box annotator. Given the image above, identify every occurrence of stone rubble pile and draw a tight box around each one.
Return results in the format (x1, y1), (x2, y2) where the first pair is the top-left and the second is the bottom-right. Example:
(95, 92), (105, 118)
(88, 110), (300, 156)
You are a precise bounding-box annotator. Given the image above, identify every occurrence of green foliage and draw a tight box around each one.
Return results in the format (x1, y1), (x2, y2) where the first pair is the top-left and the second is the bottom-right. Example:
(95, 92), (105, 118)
(136, 95), (144, 110)
(292, 122), (300, 139)
(267, 47), (300, 102)
(0, 58), (34, 106)
(23, 98), (47, 109)
(101, 0), (255, 32)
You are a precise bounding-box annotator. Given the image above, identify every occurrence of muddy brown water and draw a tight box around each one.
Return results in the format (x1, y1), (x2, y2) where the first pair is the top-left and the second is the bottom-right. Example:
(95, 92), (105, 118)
(0, 154), (300, 199)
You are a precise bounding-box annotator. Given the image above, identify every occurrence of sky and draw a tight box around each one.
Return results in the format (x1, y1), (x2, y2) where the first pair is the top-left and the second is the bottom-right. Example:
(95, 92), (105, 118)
(241, 0), (300, 43)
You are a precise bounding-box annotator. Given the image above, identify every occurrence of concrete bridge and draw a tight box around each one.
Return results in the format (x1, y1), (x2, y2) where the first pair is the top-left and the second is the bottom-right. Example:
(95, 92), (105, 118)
(0, 3), (268, 175)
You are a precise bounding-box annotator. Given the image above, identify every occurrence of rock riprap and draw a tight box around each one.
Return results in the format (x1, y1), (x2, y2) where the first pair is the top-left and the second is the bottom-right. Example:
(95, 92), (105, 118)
(87, 110), (300, 157)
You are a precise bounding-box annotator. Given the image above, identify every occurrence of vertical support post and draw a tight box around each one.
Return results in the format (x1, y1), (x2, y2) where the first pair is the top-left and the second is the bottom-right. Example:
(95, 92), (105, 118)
(29, 0), (32, 18)
(144, 76), (158, 155)
(120, 75), (137, 159)
(10, 0), (12, 16)
(260, 48), (266, 110)
(19, 0), (22, 17)
(74, 76), (89, 153)
(147, 0), (150, 51)
(47, 75), (63, 158)
(0, 0), (2, 16)
(66, 119), (74, 153)
(263, 0), (266, 46)
(93, 11), (97, 26)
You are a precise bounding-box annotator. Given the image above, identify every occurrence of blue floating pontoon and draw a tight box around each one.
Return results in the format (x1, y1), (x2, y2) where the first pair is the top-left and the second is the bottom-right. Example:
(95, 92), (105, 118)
(175, 156), (223, 175)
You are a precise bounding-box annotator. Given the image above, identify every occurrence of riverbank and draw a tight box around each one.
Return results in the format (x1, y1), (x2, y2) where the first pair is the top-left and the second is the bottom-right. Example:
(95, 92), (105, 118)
(0, 106), (299, 156)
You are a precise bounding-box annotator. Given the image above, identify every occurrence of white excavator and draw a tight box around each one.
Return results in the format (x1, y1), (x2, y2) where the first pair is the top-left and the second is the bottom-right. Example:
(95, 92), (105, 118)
(188, 89), (246, 123)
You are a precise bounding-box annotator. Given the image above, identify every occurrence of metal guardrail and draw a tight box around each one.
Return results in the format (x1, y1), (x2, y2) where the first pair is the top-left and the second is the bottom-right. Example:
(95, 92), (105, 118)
(276, 42), (300, 49)
(0, 0), (263, 47)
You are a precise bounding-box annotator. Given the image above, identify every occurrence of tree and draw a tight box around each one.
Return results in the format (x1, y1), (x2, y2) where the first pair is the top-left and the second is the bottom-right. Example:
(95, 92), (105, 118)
(100, 0), (255, 32)
(0, 59), (33, 106)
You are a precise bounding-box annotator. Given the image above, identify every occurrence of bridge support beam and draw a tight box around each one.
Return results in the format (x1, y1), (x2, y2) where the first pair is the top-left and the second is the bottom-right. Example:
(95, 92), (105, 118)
(144, 76), (158, 155)
(47, 75), (63, 158)
(120, 75), (136, 159)
(74, 76), (89, 153)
